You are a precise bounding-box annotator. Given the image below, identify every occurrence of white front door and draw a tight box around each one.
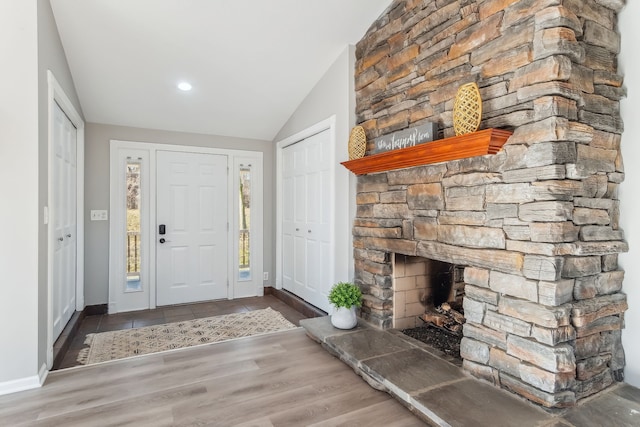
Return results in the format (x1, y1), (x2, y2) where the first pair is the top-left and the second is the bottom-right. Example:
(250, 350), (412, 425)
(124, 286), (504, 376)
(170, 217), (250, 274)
(156, 151), (228, 306)
(281, 130), (332, 312)
(52, 102), (77, 340)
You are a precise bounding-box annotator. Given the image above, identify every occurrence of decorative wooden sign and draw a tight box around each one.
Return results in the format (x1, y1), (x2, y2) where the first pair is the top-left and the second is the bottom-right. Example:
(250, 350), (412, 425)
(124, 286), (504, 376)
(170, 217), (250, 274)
(371, 122), (437, 154)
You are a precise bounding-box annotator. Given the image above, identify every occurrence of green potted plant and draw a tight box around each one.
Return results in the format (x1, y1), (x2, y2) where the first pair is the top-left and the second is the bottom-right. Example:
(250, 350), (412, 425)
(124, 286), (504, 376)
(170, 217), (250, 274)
(328, 282), (362, 329)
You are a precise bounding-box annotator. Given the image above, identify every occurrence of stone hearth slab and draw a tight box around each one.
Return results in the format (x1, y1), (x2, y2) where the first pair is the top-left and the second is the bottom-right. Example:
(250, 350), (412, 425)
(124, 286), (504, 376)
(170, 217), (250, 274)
(325, 329), (414, 362)
(413, 378), (551, 427)
(612, 383), (640, 402)
(300, 316), (640, 426)
(562, 384), (640, 426)
(299, 314), (367, 342)
(361, 348), (466, 396)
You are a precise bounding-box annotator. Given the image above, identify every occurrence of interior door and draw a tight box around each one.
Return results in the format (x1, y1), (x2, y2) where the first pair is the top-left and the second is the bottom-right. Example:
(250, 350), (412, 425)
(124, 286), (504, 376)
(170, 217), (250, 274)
(52, 102), (77, 340)
(282, 130), (332, 312)
(156, 151), (228, 306)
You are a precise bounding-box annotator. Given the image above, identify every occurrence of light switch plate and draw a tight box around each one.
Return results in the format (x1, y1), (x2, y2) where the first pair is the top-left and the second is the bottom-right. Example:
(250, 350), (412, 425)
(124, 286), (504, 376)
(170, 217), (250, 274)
(90, 210), (108, 221)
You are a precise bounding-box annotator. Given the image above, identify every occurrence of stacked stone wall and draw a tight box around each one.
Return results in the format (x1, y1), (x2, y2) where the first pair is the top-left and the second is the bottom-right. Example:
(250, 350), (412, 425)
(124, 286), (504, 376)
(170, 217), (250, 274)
(353, 0), (627, 408)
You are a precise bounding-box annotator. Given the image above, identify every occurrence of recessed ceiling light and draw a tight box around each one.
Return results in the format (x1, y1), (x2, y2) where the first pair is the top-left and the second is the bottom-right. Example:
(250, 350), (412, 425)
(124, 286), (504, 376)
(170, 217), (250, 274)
(177, 81), (192, 91)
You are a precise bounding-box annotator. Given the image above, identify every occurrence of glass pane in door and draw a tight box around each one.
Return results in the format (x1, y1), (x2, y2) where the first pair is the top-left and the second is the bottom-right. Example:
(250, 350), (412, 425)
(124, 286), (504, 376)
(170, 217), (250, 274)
(239, 166), (251, 281)
(125, 160), (142, 292)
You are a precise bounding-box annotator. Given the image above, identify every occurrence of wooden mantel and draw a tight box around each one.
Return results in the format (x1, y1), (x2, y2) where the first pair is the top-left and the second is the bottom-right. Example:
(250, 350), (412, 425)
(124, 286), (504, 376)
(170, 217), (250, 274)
(341, 128), (513, 176)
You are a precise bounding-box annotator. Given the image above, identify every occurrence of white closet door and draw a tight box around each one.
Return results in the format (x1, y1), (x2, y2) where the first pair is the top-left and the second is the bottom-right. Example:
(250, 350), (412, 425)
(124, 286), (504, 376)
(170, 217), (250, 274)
(282, 130), (332, 312)
(52, 102), (77, 340)
(156, 151), (228, 306)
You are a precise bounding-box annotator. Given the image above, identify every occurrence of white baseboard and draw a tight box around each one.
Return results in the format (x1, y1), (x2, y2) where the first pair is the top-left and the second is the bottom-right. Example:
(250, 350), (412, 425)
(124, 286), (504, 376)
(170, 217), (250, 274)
(0, 369), (44, 396)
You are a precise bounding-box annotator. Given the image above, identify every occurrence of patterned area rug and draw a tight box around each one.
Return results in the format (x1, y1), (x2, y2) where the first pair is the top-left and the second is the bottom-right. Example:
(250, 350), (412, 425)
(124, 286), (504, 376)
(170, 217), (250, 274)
(77, 307), (297, 365)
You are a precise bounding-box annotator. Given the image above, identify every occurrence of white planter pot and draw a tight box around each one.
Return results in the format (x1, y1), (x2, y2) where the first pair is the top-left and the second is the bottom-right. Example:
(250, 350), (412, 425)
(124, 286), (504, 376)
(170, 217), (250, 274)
(330, 306), (358, 329)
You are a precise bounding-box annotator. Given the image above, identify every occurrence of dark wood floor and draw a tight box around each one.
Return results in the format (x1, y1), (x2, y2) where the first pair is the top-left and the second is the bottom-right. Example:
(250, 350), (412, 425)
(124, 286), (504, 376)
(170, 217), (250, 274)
(0, 328), (425, 426)
(58, 295), (310, 369)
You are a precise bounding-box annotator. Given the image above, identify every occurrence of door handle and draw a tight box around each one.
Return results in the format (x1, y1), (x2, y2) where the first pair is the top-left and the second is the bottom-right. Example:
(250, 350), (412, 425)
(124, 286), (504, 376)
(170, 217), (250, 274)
(159, 238), (166, 244)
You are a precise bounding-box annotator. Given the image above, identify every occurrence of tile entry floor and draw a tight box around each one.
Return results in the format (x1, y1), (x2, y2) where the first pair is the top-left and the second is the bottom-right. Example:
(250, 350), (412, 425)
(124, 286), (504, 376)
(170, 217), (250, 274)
(57, 295), (308, 369)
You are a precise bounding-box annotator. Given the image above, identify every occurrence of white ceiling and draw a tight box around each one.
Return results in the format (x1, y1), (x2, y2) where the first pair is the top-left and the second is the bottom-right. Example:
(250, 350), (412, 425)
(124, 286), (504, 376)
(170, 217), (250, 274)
(50, 0), (393, 141)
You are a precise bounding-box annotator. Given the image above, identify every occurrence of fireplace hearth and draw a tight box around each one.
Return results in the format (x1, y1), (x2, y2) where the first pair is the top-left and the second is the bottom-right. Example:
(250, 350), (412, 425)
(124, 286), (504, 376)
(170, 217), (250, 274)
(352, 0), (627, 409)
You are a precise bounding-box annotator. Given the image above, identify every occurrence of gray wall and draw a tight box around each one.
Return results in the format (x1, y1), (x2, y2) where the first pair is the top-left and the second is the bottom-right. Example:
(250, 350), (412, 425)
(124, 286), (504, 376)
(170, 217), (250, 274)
(84, 123), (274, 305)
(274, 45), (355, 144)
(273, 45), (357, 284)
(37, 0), (84, 375)
(0, 0), (82, 386)
(0, 0), (40, 386)
(619, 1), (640, 388)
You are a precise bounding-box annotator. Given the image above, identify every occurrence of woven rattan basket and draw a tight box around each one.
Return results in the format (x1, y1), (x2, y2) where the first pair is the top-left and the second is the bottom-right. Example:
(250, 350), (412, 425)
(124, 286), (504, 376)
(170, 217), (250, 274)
(453, 82), (482, 136)
(348, 126), (367, 160)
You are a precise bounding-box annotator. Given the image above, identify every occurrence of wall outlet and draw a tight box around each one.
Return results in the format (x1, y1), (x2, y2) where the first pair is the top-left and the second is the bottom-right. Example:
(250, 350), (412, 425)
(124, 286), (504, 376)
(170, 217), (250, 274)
(263, 272), (269, 281)
(90, 210), (108, 221)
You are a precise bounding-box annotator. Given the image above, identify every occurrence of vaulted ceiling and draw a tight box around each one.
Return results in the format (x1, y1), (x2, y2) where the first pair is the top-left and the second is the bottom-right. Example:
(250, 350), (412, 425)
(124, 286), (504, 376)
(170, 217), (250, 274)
(50, 0), (393, 141)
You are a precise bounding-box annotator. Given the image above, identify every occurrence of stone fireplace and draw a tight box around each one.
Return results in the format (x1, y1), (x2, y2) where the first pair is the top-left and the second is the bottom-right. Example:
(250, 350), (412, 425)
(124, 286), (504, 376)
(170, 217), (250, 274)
(351, 0), (628, 409)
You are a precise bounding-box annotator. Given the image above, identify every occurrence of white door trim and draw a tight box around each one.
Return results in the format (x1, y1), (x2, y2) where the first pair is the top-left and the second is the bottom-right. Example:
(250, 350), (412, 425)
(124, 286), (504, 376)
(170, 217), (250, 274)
(109, 140), (264, 312)
(275, 116), (336, 292)
(46, 70), (85, 370)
